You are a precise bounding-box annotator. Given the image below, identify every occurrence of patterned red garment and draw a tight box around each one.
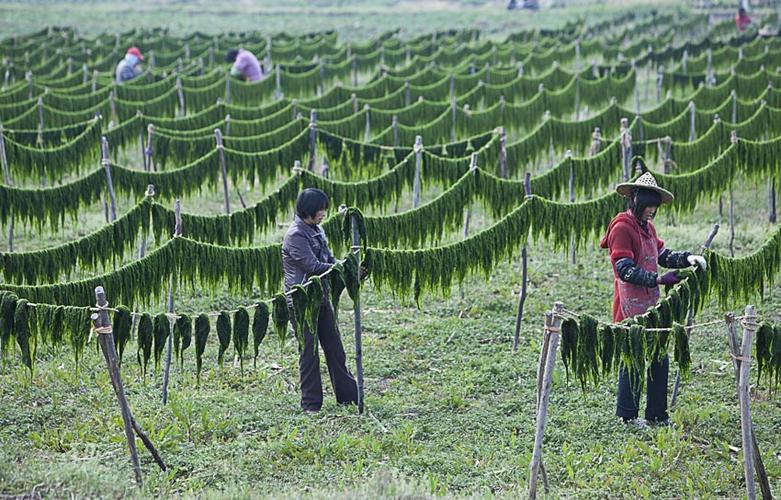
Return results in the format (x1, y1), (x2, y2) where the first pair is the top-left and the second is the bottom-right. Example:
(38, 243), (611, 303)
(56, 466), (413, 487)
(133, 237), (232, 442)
(600, 210), (664, 322)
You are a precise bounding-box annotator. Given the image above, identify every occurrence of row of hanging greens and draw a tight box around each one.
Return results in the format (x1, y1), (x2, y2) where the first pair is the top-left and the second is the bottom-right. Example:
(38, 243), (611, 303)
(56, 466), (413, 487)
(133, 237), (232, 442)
(0, 252), (361, 379)
(559, 267), (708, 391)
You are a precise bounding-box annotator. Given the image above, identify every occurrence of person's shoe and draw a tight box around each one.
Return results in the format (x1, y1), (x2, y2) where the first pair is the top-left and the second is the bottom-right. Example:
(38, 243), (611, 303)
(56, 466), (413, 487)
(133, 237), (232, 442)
(302, 408), (320, 414)
(648, 418), (672, 427)
(621, 417), (648, 429)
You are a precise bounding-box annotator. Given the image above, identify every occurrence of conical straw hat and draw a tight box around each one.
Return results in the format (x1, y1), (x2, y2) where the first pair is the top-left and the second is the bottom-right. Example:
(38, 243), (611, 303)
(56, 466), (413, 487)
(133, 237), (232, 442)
(616, 172), (674, 204)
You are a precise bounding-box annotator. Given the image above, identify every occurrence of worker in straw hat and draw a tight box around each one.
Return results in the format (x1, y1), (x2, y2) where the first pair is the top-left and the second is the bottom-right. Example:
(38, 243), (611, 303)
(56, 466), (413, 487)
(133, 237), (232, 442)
(600, 172), (707, 427)
(115, 46), (144, 84)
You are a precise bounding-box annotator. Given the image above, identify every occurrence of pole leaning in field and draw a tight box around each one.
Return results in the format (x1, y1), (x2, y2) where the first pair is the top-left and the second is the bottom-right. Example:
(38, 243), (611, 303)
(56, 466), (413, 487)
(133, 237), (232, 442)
(512, 173), (533, 352)
(738, 305), (757, 500)
(90, 286), (166, 485)
(214, 128), (231, 214)
(724, 314), (773, 500)
(161, 200), (182, 405)
(528, 302), (564, 500)
(351, 213), (365, 415)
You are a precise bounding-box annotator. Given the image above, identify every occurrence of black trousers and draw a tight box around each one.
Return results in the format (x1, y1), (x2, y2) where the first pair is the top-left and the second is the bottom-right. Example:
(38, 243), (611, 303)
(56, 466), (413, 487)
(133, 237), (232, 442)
(297, 302), (358, 411)
(616, 354), (669, 422)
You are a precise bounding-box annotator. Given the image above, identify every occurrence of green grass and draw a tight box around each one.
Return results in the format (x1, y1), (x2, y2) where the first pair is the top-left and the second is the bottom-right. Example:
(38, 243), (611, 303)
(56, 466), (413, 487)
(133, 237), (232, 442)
(2, 2), (781, 497)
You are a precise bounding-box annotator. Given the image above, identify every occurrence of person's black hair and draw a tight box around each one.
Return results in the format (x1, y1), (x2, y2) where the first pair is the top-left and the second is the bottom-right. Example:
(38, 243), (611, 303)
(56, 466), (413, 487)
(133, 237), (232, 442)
(629, 188), (662, 223)
(738, 7), (746, 15)
(225, 49), (239, 63)
(296, 188), (329, 220)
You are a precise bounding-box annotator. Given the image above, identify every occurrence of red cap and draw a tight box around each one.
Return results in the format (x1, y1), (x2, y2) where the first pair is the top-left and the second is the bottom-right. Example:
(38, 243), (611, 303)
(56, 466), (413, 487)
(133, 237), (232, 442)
(127, 46), (144, 61)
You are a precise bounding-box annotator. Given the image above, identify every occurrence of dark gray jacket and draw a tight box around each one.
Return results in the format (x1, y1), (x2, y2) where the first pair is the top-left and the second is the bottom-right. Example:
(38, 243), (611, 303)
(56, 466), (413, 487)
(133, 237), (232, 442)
(282, 216), (336, 300)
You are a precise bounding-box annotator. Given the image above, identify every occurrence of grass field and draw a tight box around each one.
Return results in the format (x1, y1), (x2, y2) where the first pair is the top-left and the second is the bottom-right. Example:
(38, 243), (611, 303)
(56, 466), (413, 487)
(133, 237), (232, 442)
(1, 1), (781, 498)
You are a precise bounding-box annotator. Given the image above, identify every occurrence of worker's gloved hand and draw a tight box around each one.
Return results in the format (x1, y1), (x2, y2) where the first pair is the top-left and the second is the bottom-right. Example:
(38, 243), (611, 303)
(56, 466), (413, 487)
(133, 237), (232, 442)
(687, 255), (707, 269)
(657, 271), (682, 286)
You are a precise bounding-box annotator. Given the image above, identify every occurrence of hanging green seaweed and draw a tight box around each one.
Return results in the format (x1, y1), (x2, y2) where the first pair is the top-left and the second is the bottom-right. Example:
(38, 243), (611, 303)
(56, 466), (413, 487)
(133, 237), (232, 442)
(756, 321), (772, 386)
(136, 313), (153, 378)
(598, 324), (614, 377)
(253, 302), (269, 367)
(153, 313), (170, 373)
(113, 306), (132, 366)
(174, 314), (192, 370)
(13, 300), (33, 376)
(560, 318), (578, 382)
(673, 322), (691, 378)
(272, 294), (290, 351)
(233, 307), (250, 373)
(195, 313), (210, 386)
(576, 314), (599, 390)
(0, 292), (18, 362)
(216, 311), (231, 367)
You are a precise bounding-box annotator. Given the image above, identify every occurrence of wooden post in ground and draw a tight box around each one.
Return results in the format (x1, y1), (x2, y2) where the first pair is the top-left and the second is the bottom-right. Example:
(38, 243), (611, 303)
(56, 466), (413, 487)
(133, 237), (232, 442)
(412, 135), (423, 208)
(574, 74), (580, 120)
(689, 102), (696, 142)
(275, 64), (282, 99)
(392, 115), (399, 148)
(499, 127), (508, 178)
(528, 302), (564, 500)
(620, 118), (632, 181)
(25, 71), (32, 100)
(738, 305), (757, 500)
(308, 109), (317, 171)
(670, 224), (719, 408)
(725, 314), (773, 500)
(589, 128), (602, 157)
(161, 200), (182, 405)
(91, 286), (167, 484)
(512, 173), (533, 352)
(224, 114), (231, 137)
(460, 153), (478, 300)
(0, 126), (13, 252)
(214, 128), (231, 214)
(364, 104), (371, 142)
(101, 136), (117, 222)
(145, 124), (155, 172)
(567, 150), (576, 265)
(404, 80), (410, 107)
(351, 214), (365, 415)
(175, 77), (185, 117)
(656, 65), (664, 103)
(729, 131), (737, 257)
(731, 90), (737, 124)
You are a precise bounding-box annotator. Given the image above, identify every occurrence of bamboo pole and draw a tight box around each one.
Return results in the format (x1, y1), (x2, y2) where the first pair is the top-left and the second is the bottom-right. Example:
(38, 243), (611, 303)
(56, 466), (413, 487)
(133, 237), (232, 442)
(0, 126), (13, 252)
(738, 305), (757, 500)
(528, 302), (564, 500)
(351, 214), (365, 415)
(567, 150), (576, 265)
(145, 124), (155, 172)
(512, 173), (533, 352)
(499, 127), (508, 179)
(308, 109), (317, 171)
(725, 314), (773, 500)
(729, 131), (736, 257)
(161, 200), (182, 405)
(101, 136), (117, 222)
(364, 104), (371, 142)
(214, 128), (231, 214)
(412, 135), (423, 208)
(91, 286), (167, 483)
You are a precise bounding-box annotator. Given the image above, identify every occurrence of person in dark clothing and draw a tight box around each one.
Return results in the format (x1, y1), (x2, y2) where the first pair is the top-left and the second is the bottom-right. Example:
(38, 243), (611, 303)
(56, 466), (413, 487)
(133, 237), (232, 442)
(282, 189), (358, 413)
(600, 173), (706, 427)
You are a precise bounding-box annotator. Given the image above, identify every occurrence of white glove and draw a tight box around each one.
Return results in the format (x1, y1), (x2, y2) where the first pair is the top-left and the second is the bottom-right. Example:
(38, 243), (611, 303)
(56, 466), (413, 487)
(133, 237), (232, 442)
(687, 255), (707, 269)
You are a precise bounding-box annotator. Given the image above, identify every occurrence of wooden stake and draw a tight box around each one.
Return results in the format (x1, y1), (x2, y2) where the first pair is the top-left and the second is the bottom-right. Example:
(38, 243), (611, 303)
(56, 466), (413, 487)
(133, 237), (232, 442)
(589, 128), (602, 157)
(275, 64), (282, 99)
(101, 136), (117, 222)
(161, 200), (182, 405)
(725, 314), (773, 500)
(364, 104), (371, 142)
(214, 128), (231, 214)
(392, 115), (399, 148)
(1, 126), (13, 252)
(460, 154), (478, 300)
(90, 287), (143, 485)
(738, 305), (757, 500)
(567, 150), (576, 265)
(512, 173), (532, 352)
(224, 114), (231, 137)
(768, 179), (776, 224)
(412, 136), (423, 208)
(499, 127), (508, 179)
(404, 80), (410, 107)
(729, 131), (737, 257)
(688, 102), (696, 142)
(528, 302), (563, 500)
(731, 90), (738, 124)
(175, 77), (185, 117)
(656, 65), (664, 103)
(308, 109), (317, 171)
(574, 74), (580, 120)
(145, 124), (155, 172)
(351, 214), (365, 415)
(620, 118), (632, 181)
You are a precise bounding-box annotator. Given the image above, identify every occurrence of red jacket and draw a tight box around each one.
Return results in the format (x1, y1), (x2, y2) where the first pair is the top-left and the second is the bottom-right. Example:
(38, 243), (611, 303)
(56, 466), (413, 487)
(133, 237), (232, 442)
(600, 211), (664, 322)
(736, 13), (751, 32)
